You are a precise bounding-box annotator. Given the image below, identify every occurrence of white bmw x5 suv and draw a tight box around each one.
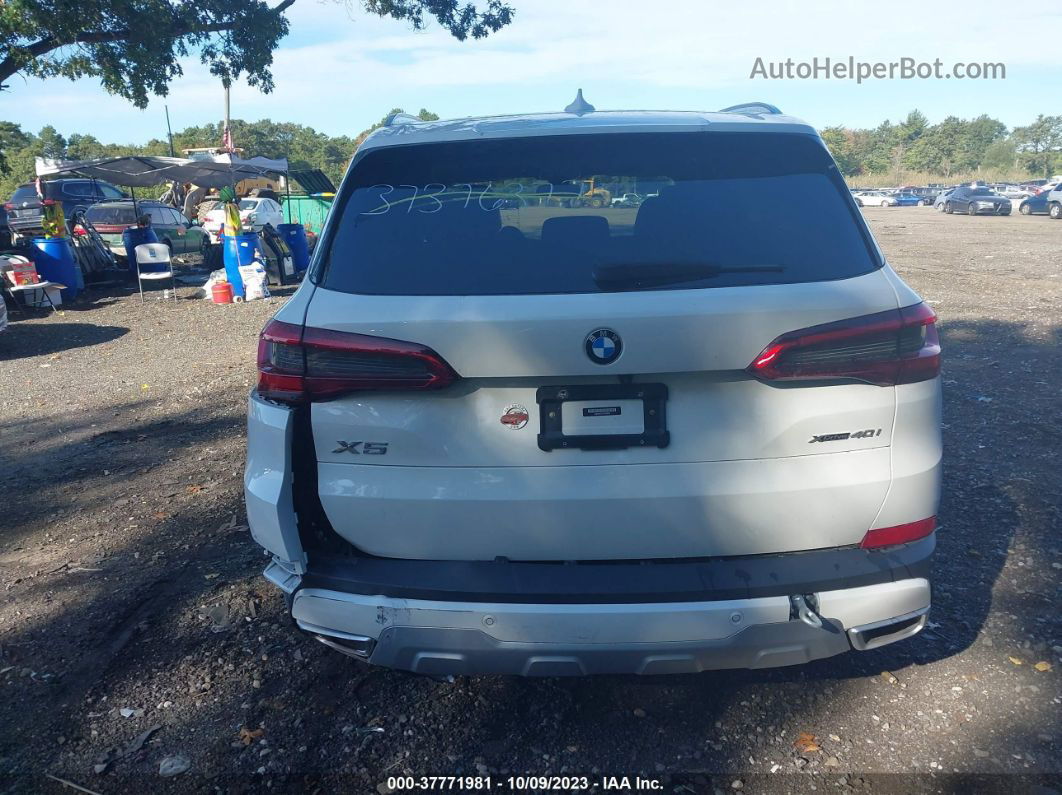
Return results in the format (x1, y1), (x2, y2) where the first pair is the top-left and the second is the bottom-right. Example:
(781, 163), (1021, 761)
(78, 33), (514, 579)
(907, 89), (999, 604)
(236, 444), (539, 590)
(245, 100), (942, 676)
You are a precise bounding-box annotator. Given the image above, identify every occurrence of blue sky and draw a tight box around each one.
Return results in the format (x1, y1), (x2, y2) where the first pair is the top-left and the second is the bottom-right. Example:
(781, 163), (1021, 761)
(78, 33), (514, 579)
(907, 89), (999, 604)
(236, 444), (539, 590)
(4, 0), (1061, 145)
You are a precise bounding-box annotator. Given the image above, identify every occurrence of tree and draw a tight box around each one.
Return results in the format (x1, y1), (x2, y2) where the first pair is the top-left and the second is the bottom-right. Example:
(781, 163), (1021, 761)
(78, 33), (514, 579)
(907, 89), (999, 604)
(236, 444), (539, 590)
(956, 114), (1007, 172)
(903, 116), (964, 176)
(0, 121), (33, 176)
(37, 126), (67, 159)
(66, 133), (108, 161)
(896, 110), (928, 146)
(0, 0), (514, 108)
(1011, 115), (1062, 177)
(980, 138), (1017, 172)
(820, 126), (859, 176)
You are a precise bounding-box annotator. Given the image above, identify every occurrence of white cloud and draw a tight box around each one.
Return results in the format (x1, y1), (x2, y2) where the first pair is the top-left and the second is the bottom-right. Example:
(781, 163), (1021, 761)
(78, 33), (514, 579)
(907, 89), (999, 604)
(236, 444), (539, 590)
(4, 0), (1060, 141)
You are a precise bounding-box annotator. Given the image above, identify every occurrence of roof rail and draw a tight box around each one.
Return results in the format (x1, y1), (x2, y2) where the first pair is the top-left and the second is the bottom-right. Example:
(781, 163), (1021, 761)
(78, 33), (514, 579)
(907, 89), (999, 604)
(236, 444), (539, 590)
(384, 111), (426, 127)
(718, 102), (782, 115)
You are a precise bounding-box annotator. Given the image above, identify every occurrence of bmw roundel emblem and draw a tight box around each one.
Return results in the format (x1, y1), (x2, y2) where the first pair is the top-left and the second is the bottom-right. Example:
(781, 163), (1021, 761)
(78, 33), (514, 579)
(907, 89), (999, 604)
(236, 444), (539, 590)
(585, 328), (622, 364)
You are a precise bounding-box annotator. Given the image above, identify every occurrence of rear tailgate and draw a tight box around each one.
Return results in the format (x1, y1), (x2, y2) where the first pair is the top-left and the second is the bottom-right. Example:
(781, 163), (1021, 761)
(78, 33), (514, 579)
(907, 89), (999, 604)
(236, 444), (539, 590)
(304, 272), (900, 560)
(6, 194), (43, 231)
(285, 128), (923, 561)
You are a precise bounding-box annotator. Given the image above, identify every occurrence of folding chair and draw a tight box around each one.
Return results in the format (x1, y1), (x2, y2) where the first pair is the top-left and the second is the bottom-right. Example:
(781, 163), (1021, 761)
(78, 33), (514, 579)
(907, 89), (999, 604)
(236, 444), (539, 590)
(133, 243), (177, 303)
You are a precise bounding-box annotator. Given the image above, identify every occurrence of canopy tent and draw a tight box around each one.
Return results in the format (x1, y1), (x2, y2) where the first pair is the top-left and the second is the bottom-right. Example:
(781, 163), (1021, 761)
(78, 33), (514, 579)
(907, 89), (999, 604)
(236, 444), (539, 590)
(35, 153), (288, 189)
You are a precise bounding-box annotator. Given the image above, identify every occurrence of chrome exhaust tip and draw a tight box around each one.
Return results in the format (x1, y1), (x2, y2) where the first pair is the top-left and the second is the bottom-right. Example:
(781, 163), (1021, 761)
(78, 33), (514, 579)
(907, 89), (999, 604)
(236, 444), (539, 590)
(311, 632), (375, 660)
(848, 608), (928, 651)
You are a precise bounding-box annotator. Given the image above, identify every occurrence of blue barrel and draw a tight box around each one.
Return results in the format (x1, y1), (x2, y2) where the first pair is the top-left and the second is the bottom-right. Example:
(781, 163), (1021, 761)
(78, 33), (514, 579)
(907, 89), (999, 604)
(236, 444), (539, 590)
(222, 233), (262, 298)
(32, 237), (81, 300)
(121, 226), (161, 272)
(278, 224), (310, 274)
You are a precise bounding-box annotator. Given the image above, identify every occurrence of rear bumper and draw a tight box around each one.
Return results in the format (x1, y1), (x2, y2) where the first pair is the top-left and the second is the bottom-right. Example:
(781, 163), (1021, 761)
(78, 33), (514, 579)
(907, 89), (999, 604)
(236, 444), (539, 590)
(8, 217), (44, 236)
(246, 390), (938, 675)
(265, 536), (934, 675)
(284, 574), (930, 676)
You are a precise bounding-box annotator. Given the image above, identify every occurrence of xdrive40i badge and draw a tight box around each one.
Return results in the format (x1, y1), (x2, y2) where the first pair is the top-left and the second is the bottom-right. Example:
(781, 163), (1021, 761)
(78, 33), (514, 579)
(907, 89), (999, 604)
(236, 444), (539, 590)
(808, 428), (882, 443)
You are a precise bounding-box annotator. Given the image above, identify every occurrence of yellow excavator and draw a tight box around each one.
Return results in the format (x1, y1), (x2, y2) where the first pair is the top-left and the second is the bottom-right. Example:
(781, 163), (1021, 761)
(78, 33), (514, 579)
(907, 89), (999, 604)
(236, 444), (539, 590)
(570, 177), (612, 209)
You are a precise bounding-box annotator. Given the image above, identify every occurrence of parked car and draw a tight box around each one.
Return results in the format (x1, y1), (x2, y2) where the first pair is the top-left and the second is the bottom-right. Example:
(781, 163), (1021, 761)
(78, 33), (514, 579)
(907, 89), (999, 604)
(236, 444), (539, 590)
(1030, 182), (1059, 196)
(890, 192), (924, 207)
(894, 186), (940, 203)
(942, 186), (1011, 215)
(851, 190), (898, 207)
(202, 197), (284, 242)
(85, 200), (210, 256)
(0, 206), (10, 250)
(246, 101), (942, 676)
(4, 179), (126, 239)
(933, 189), (955, 211)
(611, 192), (643, 207)
(1047, 185), (1062, 219)
(989, 184), (1031, 201)
(1018, 191), (1052, 215)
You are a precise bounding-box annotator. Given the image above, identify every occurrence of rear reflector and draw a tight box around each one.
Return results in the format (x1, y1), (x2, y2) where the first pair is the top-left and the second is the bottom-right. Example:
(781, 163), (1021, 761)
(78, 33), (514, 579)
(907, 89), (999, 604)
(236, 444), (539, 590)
(860, 517), (936, 549)
(748, 302), (940, 386)
(257, 319), (458, 404)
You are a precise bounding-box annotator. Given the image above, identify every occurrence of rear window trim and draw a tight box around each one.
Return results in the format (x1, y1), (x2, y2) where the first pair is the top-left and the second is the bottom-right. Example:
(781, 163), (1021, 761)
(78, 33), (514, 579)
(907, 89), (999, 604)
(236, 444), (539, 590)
(85, 203), (140, 226)
(312, 130), (884, 294)
(10, 185), (40, 202)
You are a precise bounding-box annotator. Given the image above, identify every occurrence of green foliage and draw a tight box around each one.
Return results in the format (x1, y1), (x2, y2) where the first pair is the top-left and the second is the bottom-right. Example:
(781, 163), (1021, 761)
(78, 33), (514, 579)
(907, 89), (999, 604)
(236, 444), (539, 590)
(1010, 115), (1062, 178)
(980, 138), (1017, 172)
(822, 109), (1058, 181)
(0, 108), (443, 198)
(36, 125), (67, 159)
(0, 0), (514, 107)
(3, 107), (1058, 200)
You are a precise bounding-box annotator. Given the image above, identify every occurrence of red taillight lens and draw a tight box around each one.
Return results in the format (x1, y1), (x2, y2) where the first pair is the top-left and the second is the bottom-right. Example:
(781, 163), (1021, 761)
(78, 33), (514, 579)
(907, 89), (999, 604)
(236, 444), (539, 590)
(3, 202), (14, 210)
(256, 319), (459, 404)
(860, 517), (936, 549)
(747, 302), (940, 386)
(40, 198), (57, 206)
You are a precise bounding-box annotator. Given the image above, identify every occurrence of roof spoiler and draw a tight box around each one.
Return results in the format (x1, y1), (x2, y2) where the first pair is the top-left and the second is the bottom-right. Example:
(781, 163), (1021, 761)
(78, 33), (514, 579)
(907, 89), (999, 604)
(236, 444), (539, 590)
(718, 102), (782, 115)
(383, 112), (427, 127)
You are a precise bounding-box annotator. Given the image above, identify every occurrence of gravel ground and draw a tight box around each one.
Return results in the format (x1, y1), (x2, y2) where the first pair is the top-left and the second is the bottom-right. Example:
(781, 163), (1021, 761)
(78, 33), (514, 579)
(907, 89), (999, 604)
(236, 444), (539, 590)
(0, 208), (1059, 794)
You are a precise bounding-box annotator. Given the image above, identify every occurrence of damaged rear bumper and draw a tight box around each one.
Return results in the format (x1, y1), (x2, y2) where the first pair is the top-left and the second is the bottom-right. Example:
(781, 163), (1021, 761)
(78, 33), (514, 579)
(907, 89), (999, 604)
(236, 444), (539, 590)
(266, 556), (931, 677)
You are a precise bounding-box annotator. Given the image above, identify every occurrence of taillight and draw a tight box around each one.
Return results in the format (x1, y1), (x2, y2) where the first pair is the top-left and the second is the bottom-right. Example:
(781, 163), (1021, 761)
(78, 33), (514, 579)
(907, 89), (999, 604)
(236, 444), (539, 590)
(747, 302), (940, 386)
(40, 199), (57, 206)
(860, 517), (936, 549)
(256, 319), (459, 404)
(3, 202), (13, 211)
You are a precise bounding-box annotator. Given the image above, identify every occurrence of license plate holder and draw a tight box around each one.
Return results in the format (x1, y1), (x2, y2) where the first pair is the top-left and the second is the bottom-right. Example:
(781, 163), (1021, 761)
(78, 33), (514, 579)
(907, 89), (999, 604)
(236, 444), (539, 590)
(536, 383), (669, 451)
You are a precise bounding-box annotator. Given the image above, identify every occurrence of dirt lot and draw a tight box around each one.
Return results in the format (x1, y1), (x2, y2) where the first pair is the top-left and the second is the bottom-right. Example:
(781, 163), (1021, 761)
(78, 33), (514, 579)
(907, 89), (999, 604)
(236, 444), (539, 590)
(1, 208), (1059, 794)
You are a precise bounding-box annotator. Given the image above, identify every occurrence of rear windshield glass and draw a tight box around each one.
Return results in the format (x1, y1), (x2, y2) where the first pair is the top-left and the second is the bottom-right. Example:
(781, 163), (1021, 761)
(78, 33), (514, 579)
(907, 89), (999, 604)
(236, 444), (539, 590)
(86, 205), (138, 225)
(10, 185), (38, 201)
(320, 132), (879, 295)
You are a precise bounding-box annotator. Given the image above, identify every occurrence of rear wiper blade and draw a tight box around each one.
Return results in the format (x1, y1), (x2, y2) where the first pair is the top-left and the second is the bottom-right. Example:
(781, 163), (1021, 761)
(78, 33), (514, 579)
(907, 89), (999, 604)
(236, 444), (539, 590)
(592, 262), (786, 288)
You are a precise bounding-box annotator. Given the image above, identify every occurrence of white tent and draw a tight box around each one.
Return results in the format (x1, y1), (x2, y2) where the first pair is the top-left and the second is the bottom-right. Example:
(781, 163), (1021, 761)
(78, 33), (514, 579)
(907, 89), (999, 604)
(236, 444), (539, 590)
(35, 153), (288, 189)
